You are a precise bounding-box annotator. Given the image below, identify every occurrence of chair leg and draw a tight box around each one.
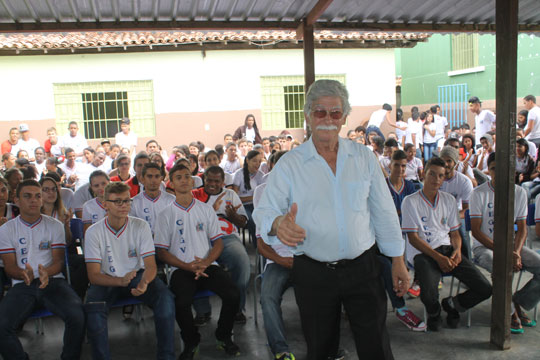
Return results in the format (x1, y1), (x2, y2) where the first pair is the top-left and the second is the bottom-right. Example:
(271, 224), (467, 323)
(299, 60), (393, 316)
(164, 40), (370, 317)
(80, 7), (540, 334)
(253, 277), (258, 326)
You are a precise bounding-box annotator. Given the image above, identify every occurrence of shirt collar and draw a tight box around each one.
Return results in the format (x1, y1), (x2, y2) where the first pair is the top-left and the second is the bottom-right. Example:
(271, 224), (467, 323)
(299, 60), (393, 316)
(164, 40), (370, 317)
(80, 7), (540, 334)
(301, 136), (354, 162)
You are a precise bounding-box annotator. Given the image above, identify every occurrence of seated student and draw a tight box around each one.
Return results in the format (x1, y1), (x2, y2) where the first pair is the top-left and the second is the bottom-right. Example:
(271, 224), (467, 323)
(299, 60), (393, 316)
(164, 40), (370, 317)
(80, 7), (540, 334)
(126, 152), (151, 198)
(192, 165), (250, 324)
(379, 138), (399, 177)
(0, 179), (85, 359)
(473, 134), (494, 185)
(0, 177), (19, 301)
(444, 137), (477, 187)
(438, 146), (474, 259)
(402, 157), (492, 331)
(472, 153), (540, 333)
(205, 150), (233, 187)
(82, 170), (110, 235)
(404, 143), (423, 189)
(84, 182), (175, 359)
(232, 150), (264, 245)
(72, 182), (93, 219)
(383, 150), (425, 331)
(154, 164), (240, 359)
(109, 154), (132, 182)
(220, 142), (242, 175)
(130, 162), (175, 236)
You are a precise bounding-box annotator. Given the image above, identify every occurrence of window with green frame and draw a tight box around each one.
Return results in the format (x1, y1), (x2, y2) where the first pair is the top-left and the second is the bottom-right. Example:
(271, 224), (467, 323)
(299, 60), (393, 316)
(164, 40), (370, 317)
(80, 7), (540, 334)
(53, 80), (155, 139)
(451, 34), (479, 71)
(260, 75), (346, 130)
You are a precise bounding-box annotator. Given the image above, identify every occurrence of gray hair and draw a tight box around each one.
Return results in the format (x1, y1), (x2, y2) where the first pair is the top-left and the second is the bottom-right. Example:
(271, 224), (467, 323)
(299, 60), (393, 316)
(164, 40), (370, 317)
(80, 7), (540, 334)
(303, 79), (351, 117)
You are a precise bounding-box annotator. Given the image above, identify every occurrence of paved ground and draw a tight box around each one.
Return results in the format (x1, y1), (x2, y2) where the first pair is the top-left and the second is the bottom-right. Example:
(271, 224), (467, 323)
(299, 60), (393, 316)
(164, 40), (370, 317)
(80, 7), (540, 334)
(19, 233), (540, 360)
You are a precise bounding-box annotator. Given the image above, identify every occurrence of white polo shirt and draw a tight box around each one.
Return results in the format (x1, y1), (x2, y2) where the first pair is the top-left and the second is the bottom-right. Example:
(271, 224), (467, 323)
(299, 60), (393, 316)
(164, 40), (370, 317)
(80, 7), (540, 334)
(470, 182), (527, 250)
(406, 119), (423, 148)
(526, 105), (540, 140)
(368, 109), (387, 128)
(18, 138), (41, 159)
(440, 171), (473, 211)
(405, 157), (423, 181)
(433, 114), (448, 140)
(402, 190), (461, 265)
(72, 183), (93, 214)
(0, 215), (65, 285)
(232, 169), (265, 204)
(475, 110), (496, 144)
(130, 190), (175, 235)
(115, 131), (138, 150)
(220, 158), (241, 175)
(192, 188), (247, 237)
(62, 133), (88, 155)
(84, 216), (154, 277)
(82, 198), (107, 225)
(153, 199), (223, 269)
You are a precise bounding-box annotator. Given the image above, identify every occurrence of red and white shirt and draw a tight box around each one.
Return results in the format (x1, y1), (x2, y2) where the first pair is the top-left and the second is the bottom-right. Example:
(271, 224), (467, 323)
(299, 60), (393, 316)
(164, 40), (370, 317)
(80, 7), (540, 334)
(154, 199), (223, 269)
(130, 190), (175, 235)
(84, 216), (155, 277)
(0, 215), (65, 285)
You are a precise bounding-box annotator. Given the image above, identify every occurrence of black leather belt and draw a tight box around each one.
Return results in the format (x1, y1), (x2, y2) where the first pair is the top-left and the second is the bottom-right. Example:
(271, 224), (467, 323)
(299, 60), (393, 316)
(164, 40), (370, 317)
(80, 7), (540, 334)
(296, 254), (359, 270)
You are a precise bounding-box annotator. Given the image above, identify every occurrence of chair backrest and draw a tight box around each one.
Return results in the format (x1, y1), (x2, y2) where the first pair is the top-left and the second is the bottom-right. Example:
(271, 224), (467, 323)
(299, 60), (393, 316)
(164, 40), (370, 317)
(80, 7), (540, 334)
(70, 218), (84, 241)
(464, 209), (471, 232)
(527, 203), (536, 227)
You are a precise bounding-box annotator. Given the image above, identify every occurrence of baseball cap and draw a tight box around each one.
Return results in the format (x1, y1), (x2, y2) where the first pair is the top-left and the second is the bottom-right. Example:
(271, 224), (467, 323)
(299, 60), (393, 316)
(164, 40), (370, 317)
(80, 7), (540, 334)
(19, 123), (29, 132)
(121, 117), (130, 125)
(101, 138), (111, 145)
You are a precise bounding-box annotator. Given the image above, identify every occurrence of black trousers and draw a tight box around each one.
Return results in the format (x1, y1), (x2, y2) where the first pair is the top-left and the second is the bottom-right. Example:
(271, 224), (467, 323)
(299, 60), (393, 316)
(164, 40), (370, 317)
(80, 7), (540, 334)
(169, 265), (240, 346)
(292, 246), (393, 360)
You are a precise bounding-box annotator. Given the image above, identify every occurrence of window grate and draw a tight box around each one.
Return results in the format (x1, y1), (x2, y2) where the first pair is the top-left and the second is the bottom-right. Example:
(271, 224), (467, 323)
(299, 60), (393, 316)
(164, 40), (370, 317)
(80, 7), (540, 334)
(452, 34), (479, 71)
(260, 75), (346, 130)
(53, 80), (155, 139)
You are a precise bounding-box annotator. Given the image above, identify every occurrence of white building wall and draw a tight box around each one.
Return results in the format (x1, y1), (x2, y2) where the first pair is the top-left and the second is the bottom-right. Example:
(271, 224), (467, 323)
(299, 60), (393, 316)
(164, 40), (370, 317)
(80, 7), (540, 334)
(0, 47), (396, 121)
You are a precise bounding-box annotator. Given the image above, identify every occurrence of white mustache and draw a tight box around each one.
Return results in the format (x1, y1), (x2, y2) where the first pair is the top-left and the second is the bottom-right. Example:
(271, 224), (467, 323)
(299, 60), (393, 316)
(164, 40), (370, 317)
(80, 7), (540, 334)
(316, 125), (338, 131)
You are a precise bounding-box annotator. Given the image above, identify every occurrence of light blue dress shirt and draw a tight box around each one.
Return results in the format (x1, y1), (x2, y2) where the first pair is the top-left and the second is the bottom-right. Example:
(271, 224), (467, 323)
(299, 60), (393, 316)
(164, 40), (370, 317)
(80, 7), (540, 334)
(253, 136), (404, 262)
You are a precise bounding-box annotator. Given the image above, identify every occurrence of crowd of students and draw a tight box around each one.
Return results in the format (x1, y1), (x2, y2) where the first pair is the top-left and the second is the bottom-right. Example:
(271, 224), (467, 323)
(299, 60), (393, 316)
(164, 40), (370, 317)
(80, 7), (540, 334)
(0, 94), (539, 360)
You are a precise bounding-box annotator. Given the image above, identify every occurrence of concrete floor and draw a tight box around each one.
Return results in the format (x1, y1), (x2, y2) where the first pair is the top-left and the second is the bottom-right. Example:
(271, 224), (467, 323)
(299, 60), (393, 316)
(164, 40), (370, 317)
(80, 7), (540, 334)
(19, 233), (540, 360)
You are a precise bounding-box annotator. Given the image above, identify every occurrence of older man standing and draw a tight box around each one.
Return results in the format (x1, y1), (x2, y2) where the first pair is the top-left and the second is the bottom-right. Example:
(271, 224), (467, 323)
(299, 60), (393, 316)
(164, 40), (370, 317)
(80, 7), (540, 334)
(254, 80), (409, 360)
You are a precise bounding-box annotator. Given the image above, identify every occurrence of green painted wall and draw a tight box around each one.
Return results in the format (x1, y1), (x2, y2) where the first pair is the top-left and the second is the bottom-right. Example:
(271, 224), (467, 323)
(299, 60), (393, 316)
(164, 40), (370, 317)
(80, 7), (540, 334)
(397, 34), (540, 106)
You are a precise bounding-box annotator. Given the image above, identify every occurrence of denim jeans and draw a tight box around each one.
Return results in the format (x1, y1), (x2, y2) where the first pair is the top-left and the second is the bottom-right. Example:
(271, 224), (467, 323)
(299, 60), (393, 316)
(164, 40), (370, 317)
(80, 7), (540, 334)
(365, 125), (386, 142)
(0, 267), (8, 301)
(377, 255), (405, 309)
(423, 142), (437, 162)
(474, 245), (540, 310)
(244, 203), (257, 245)
(0, 278), (85, 360)
(194, 234), (250, 315)
(170, 265), (239, 347)
(459, 218), (471, 259)
(414, 245), (492, 315)
(521, 181), (540, 201)
(261, 262), (293, 355)
(85, 270), (176, 360)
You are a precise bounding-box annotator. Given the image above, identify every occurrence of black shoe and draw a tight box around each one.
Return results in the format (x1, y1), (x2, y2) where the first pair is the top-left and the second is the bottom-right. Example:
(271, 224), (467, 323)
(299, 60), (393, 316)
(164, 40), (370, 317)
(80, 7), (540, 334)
(194, 312), (211, 327)
(427, 314), (443, 332)
(216, 337), (240, 356)
(178, 343), (199, 360)
(329, 349), (346, 360)
(234, 312), (247, 324)
(441, 297), (460, 328)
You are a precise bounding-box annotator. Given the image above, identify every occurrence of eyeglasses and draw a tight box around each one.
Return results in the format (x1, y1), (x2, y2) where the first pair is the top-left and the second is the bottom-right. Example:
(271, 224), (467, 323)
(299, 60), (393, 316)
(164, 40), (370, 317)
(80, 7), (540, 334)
(42, 187), (57, 193)
(312, 109), (343, 120)
(118, 162), (130, 167)
(106, 199), (132, 206)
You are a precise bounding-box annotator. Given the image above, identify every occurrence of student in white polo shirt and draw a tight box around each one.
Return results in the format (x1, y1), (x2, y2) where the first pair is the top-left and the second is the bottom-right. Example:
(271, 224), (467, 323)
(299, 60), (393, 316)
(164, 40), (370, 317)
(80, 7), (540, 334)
(84, 181), (175, 360)
(0, 179), (85, 360)
(154, 164), (240, 359)
(130, 162), (175, 235)
(472, 153), (540, 333)
(438, 146), (474, 259)
(192, 165), (250, 324)
(402, 157), (491, 332)
(82, 170), (110, 235)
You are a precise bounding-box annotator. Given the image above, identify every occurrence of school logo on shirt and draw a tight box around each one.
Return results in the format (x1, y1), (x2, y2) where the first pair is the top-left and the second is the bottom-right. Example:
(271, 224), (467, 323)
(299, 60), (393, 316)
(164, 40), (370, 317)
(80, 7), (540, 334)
(441, 217), (447, 226)
(196, 222), (204, 232)
(128, 249), (137, 258)
(39, 240), (51, 250)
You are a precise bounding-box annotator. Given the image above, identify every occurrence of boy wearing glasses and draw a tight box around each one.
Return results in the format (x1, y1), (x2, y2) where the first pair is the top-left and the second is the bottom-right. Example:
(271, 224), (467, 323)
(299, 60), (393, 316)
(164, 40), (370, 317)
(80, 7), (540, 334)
(84, 182), (176, 359)
(0, 179), (85, 359)
(154, 164), (240, 359)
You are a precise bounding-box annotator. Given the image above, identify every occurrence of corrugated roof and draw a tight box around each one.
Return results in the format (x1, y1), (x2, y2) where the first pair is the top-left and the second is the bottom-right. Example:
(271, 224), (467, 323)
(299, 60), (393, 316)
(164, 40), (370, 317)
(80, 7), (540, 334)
(0, 30), (429, 51)
(0, 0), (539, 33)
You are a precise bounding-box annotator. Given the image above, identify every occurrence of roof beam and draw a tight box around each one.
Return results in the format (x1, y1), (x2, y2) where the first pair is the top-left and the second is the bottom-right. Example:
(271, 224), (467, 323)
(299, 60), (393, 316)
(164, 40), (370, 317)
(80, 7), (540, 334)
(0, 19), (539, 33)
(296, 0), (334, 39)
